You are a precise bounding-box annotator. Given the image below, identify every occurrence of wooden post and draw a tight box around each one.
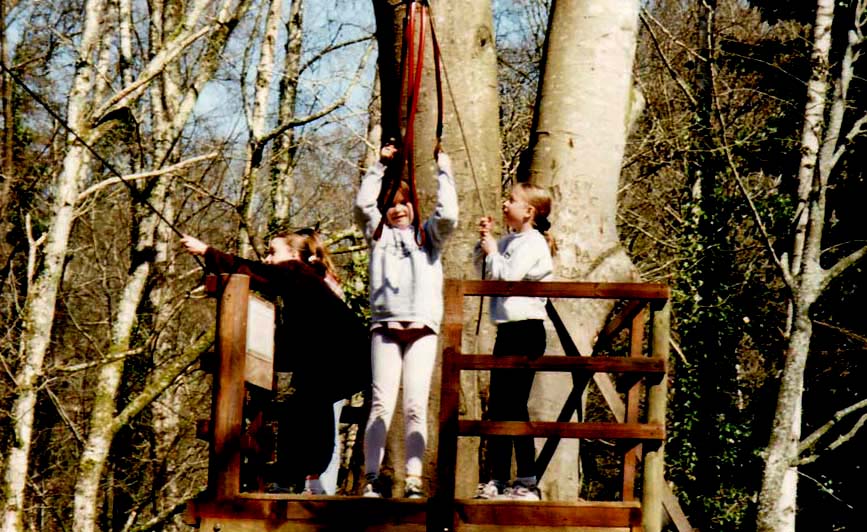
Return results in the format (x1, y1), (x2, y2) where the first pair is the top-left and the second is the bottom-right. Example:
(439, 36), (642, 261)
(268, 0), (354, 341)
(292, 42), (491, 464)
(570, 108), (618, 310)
(209, 274), (249, 500)
(642, 300), (670, 532)
(622, 309), (645, 500)
(433, 279), (464, 531)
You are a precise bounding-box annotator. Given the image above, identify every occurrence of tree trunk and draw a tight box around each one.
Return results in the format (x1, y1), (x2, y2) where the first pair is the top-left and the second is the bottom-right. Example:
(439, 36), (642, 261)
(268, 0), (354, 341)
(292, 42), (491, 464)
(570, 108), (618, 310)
(526, 0), (641, 500)
(0, 0), (14, 260)
(1, 2), (106, 530)
(372, 0), (501, 497)
(271, 0), (304, 228)
(70, 2), (250, 530)
(239, 0), (284, 256)
(756, 2), (835, 531)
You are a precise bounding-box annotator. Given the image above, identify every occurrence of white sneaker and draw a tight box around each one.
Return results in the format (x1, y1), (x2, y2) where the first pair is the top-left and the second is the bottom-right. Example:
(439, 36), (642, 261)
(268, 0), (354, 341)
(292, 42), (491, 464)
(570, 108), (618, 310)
(302, 477), (325, 495)
(474, 480), (504, 500)
(404, 476), (425, 499)
(362, 482), (382, 498)
(504, 483), (541, 501)
(362, 474), (383, 498)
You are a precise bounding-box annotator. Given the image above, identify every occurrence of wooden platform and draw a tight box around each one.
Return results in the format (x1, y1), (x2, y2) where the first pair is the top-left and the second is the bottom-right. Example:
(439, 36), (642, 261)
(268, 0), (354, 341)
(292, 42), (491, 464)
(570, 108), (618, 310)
(186, 495), (642, 532)
(188, 277), (673, 532)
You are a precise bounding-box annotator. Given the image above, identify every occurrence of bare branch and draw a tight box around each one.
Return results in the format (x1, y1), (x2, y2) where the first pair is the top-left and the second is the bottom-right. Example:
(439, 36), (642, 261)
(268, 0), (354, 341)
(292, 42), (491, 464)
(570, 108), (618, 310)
(639, 11), (697, 106)
(640, 8), (706, 64)
(111, 330), (214, 432)
(53, 349), (146, 373)
(299, 35), (374, 76)
(819, 243), (867, 293)
(91, 0), (213, 121)
(797, 398), (867, 465)
(260, 41), (375, 147)
(77, 153), (219, 202)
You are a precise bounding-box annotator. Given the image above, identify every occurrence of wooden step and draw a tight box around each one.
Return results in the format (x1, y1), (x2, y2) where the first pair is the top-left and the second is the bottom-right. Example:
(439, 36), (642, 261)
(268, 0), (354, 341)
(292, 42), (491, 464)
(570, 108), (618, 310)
(458, 421), (664, 441)
(457, 499), (642, 529)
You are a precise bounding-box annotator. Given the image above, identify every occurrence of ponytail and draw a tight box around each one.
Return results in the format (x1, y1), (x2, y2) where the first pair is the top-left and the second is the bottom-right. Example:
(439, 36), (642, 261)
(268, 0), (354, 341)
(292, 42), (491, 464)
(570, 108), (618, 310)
(516, 182), (557, 256)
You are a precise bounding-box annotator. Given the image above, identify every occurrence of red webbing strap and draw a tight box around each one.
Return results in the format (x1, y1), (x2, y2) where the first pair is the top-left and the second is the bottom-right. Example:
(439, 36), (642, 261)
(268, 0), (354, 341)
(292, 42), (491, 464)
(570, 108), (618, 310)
(372, 0), (444, 247)
(372, 2), (415, 242)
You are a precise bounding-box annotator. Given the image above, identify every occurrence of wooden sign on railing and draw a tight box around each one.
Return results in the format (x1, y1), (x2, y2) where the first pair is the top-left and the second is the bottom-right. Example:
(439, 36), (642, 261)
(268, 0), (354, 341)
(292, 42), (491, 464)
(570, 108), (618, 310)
(245, 294), (274, 390)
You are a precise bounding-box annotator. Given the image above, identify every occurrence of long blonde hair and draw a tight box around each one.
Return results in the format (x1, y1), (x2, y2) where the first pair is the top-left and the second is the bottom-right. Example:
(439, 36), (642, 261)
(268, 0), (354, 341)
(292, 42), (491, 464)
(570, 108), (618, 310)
(514, 183), (557, 256)
(277, 230), (341, 283)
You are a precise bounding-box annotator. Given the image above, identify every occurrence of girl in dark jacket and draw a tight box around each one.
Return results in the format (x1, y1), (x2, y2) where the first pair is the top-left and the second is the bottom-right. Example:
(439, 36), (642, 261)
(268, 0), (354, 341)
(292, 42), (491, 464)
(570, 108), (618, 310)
(181, 233), (370, 494)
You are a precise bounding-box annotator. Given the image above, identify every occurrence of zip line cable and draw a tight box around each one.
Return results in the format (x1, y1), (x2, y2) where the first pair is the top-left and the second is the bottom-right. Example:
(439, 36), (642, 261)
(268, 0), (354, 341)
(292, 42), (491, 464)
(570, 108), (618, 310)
(425, 0), (487, 215)
(0, 59), (205, 269)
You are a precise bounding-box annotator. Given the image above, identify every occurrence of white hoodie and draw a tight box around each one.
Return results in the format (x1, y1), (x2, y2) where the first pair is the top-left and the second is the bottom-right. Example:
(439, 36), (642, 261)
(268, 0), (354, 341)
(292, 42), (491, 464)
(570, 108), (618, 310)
(354, 159), (458, 332)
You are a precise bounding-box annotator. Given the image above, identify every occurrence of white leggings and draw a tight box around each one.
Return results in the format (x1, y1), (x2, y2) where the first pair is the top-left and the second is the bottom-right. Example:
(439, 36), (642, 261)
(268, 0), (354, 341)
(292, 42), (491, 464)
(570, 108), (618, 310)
(364, 330), (438, 478)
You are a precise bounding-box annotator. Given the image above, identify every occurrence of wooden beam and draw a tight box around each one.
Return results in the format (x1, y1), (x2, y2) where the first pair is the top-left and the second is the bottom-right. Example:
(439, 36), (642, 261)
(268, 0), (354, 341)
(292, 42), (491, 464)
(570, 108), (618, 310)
(622, 310), (646, 501)
(642, 301), (670, 532)
(454, 355), (666, 374)
(459, 421), (664, 441)
(460, 280), (670, 300)
(435, 279), (465, 531)
(457, 500), (642, 528)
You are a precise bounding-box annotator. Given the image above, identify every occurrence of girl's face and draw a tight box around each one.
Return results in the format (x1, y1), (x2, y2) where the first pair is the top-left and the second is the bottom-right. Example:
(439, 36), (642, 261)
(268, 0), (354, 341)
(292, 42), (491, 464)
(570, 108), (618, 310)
(502, 187), (534, 231)
(264, 237), (300, 264)
(386, 198), (415, 229)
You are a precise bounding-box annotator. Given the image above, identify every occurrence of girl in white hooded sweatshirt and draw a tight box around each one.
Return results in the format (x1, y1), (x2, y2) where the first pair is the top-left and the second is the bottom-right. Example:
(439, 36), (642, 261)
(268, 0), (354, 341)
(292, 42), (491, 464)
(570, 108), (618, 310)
(355, 144), (458, 498)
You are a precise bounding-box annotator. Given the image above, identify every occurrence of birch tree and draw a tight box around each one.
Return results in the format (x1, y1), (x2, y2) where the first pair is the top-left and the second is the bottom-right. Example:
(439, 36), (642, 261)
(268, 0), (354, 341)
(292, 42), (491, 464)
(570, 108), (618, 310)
(1, 2), (105, 528)
(236, 0), (373, 255)
(757, 1), (867, 530)
(70, 1), (252, 530)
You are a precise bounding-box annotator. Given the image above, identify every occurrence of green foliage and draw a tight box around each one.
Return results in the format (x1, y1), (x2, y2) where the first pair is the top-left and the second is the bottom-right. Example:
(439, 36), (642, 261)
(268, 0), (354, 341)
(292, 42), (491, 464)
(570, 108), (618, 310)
(340, 250), (371, 326)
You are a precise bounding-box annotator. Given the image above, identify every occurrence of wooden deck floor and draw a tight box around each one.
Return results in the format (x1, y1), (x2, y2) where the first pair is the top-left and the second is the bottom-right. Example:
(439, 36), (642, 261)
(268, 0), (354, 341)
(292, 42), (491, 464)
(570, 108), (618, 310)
(186, 494), (643, 531)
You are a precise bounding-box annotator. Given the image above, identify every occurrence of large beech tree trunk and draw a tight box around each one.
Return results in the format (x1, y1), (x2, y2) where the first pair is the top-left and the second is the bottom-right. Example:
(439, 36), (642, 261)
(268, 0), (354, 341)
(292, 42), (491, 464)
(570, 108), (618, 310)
(525, 0), (642, 501)
(372, 0), (501, 497)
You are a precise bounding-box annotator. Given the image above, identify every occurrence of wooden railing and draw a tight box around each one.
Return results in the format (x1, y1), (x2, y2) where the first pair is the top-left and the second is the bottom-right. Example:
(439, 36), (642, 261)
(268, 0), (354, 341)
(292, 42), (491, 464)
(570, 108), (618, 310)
(434, 279), (671, 532)
(189, 274), (673, 532)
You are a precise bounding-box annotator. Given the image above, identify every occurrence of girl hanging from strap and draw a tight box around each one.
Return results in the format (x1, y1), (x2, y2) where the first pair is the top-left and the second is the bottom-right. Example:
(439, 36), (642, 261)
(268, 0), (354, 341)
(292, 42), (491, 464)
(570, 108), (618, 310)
(354, 1), (457, 498)
(354, 141), (457, 498)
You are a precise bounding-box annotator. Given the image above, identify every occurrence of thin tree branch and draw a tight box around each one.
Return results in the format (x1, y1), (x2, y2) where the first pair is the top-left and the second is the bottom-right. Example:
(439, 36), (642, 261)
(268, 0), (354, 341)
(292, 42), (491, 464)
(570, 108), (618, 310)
(260, 42), (375, 147)
(639, 11), (697, 106)
(54, 348), (145, 373)
(77, 153), (218, 202)
(708, 54), (794, 290)
(797, 397), (867, 465)
(298, 35), (373, 76)
(819, 244), (867, 293)
(111, 330), (214, 432)
(640, 8), (706, 63)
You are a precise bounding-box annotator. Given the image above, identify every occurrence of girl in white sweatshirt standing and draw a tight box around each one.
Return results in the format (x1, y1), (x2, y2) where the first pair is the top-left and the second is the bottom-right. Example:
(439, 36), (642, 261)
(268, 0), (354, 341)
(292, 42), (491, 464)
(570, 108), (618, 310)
(355, 144), (458, 498)
(474, 182), (556, 501)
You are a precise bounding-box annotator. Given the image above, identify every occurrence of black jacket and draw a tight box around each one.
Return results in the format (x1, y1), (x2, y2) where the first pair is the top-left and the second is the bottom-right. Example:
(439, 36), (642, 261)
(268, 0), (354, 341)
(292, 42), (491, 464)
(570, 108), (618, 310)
(204, 247), (370, 402)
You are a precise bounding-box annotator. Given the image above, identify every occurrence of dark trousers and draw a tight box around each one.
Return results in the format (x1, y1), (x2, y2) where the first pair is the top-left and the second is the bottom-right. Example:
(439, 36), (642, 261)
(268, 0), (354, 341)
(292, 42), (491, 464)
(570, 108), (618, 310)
(278, 383), (335, 481)
(486, 319), (546, 482)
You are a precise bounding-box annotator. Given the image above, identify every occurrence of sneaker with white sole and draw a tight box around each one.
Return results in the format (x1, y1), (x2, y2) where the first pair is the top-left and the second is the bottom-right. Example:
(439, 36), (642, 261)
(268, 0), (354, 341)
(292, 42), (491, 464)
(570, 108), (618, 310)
(404, 476), (425, 499)
(504, 482), (541, 501)
(302, 477), (325, 495)
(474, 480), (505, 500)
(362, 474), (383, 498)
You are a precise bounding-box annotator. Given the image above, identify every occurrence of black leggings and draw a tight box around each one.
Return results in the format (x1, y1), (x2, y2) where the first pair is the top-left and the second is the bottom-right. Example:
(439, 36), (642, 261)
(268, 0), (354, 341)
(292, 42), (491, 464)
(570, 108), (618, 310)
(486, 319), (546, 482)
